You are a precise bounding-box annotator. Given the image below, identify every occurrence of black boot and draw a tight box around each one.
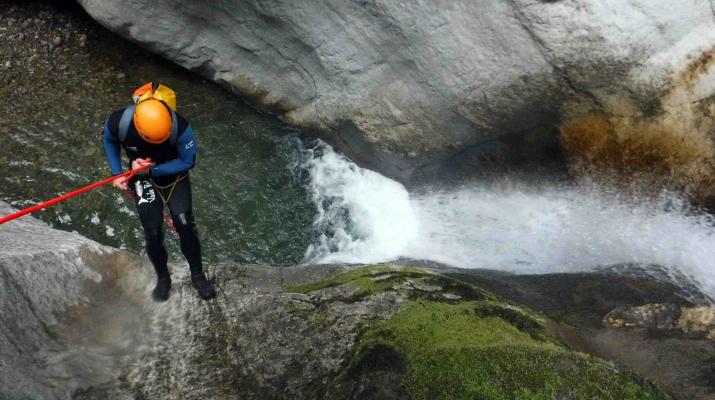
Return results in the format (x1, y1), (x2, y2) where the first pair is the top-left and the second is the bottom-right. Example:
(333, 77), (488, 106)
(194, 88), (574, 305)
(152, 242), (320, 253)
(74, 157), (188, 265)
(191, 273), (216, 300)
(152, 277), (172, 302)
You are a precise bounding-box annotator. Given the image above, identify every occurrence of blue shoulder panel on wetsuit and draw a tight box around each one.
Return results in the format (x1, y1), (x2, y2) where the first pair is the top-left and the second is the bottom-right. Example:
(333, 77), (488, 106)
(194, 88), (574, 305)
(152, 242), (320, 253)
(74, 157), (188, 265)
(102, 118), (124, 175)
(150, 125), (197, 177)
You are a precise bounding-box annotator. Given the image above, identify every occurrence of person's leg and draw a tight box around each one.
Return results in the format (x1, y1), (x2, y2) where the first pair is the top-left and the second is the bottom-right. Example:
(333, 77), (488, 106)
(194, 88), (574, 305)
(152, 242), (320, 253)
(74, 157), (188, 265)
(166, 176), (216, 300)
(132, 178), (171, 300)
(165, 177), (202, 274)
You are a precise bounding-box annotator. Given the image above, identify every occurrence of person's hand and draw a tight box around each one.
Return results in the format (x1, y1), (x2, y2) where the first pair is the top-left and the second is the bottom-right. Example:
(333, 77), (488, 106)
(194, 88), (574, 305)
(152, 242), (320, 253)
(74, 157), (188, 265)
(112, 175), (129, 191)
(132, 158), (152, 171)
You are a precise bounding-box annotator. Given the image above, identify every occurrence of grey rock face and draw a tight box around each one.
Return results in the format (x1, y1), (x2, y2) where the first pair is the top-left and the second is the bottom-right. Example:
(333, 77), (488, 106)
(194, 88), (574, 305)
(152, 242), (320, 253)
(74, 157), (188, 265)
(0, 202), (403, 399)
(0, 201), (152, 400)
(112, 264), (409, 400)
(76, 0), (715, 182)
(0, 203), (681, 399)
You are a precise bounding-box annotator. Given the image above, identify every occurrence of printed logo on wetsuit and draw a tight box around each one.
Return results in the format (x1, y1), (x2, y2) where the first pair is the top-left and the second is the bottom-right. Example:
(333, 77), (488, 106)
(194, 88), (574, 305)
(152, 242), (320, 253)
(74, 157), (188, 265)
(134, 180), (157, 205)
(127, 146), (138, 151)
(185, 140), (194, 150)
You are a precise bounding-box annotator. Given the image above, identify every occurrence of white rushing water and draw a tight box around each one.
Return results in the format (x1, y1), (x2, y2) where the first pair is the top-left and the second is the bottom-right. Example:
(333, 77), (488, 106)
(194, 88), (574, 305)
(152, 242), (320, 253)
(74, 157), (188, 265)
(299, 140), (715, 300)
(299, 142), (418, 264)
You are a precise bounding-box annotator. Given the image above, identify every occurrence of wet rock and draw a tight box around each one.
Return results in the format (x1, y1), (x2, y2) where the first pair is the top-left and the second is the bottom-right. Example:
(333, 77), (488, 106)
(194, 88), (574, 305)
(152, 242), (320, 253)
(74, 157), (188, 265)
(78, 1), (715, 184)
(331, 291), (406, 320)
(449, 268), (714, 399)
(441, 292), (462, 300)
(678, 306), (715, 339)
(309, 282), (358, 302)
(0, 208), (669, 399)
(604, 303), (715, 340)
(413, 284), (442, 292)
(604, 303), (680, 330)
(285, 298), (316, 311)
(52, 35), (62, 46)
(371, 273), (394, 282)
(0, 201), (147, 400)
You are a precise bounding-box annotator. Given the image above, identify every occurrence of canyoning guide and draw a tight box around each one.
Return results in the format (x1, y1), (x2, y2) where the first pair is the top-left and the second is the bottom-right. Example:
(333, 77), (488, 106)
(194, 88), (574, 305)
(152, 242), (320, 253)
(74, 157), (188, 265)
(102, 82), (216, 301)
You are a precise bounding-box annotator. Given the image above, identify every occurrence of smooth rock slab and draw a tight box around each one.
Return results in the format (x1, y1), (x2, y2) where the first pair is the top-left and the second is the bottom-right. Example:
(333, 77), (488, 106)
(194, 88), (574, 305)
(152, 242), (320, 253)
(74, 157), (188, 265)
(0, 201), (149, 400)
(77, 0), (715, 182)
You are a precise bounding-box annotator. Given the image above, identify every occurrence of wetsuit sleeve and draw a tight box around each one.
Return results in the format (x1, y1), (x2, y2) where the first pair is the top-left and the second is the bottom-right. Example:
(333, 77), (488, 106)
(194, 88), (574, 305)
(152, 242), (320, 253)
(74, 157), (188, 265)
(102, 118), (124, 175)
(149, 125), (197, 177)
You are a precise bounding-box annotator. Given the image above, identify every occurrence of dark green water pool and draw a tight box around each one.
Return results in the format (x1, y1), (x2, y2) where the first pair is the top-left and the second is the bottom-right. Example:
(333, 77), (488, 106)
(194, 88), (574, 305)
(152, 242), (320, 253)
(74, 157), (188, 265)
(1, 81), (317, 265)
(0, 2), (316, 265)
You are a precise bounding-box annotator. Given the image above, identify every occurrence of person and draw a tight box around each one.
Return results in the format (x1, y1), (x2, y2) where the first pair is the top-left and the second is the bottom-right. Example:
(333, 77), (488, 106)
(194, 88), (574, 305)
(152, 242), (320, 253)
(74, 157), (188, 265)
(102, 82), (216, 301)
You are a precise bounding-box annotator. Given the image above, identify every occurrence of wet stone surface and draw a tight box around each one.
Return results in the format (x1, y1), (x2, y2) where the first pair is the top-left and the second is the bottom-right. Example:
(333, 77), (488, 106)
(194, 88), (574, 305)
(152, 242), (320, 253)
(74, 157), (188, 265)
(448, 267), (715, 400)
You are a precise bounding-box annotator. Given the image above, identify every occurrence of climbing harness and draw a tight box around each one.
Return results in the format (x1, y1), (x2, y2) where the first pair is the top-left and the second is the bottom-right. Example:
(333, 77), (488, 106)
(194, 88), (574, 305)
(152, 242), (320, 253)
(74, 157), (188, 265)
(152, 173), (187, 205)
(0, 161), (152, 224)
(152, 174), (188, 233)
(120, 173), (187, 233)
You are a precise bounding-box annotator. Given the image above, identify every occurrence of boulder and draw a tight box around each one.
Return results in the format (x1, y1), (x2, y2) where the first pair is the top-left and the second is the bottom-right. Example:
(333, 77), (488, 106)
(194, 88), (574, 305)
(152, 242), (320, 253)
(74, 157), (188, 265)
(77, 0), (715, 185)
(604, 302), (715, 340)
(0, 201), (150, 400)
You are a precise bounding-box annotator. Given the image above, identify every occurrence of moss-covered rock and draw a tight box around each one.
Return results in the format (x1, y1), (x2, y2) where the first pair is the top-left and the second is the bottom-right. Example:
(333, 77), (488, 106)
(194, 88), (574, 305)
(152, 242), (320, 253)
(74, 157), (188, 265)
(5, 239), (672, 400)
(351, 300), (667, 400)
(286, 265), (435, 297)
(285, 265), (670, 400)
(286, 265), (491, 303)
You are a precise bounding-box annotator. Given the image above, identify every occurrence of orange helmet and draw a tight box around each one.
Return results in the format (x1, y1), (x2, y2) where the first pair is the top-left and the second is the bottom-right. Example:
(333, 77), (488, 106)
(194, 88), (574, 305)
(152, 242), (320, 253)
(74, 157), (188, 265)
(134, 98), (172, 144)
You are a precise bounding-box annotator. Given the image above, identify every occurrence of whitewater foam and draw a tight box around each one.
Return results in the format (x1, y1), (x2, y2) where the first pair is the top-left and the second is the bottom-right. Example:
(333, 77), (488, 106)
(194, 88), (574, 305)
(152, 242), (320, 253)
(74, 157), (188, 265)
(298, 141), (418, 264)
(298, 140), (715, 300)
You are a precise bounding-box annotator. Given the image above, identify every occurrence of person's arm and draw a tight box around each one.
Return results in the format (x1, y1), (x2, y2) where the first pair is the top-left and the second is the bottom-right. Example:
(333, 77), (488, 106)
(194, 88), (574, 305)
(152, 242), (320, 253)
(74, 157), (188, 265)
(102, 118), (123, 175)
(149, 125), (197, 177)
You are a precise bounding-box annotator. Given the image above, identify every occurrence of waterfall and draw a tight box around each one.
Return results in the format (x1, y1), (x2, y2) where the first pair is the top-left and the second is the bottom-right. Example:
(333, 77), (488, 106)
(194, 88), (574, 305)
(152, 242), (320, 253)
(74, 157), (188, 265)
(299, 139), (715, 300)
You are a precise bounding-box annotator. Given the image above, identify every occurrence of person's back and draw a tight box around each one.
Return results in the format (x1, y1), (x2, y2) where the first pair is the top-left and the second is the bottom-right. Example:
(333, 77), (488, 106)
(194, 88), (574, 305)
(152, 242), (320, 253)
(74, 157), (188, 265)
(102, 82), (216, 301)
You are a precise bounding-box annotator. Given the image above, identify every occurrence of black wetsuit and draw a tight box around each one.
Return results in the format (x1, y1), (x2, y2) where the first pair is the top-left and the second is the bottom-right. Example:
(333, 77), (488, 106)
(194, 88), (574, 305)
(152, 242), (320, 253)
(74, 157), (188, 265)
(102, 106), (203, 277)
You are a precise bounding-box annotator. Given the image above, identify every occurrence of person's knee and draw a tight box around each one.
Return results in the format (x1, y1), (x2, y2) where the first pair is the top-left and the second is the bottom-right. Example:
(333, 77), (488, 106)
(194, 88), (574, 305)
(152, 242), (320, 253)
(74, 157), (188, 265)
(144, 226), (164, 244)
(173, 212), (198, 236)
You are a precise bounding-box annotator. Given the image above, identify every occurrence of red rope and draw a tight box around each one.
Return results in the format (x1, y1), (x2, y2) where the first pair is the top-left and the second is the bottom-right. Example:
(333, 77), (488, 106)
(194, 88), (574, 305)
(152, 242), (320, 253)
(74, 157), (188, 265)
(163, 214), (177, 232)
(0, 162), (151, 225)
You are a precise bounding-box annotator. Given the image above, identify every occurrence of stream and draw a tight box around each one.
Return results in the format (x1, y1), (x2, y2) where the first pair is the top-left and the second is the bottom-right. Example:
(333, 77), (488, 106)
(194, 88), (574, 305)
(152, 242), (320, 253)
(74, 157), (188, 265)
(1, 1), (713, 303)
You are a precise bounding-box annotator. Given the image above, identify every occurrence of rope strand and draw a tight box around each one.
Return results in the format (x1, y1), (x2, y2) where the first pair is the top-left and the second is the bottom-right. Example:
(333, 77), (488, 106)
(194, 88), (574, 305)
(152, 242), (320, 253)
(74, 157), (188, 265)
(0, 161), (151, 224)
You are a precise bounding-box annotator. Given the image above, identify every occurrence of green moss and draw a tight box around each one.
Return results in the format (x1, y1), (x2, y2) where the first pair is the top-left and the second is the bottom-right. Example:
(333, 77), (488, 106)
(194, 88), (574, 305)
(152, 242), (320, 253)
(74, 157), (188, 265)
(285, 266), (668, 398)
(405, 273), (494, 302)
(285, 301), (331, 329)
(351, 300), (669, 400)
(473, 301), (548, 341)
(284, 265), (434, 296)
